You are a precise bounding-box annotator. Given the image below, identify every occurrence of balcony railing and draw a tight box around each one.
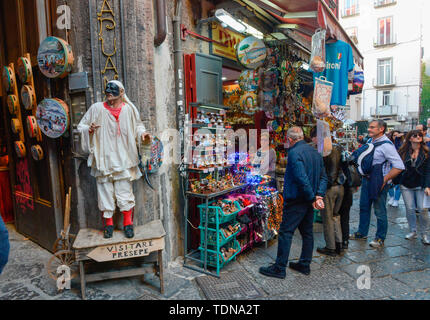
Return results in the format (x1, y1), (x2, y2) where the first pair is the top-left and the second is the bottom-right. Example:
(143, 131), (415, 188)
(373, 76), (397, 88)
(371, 105), (399, 116)
(373, 34), (397, 47)
(374, 0), (396, 8)
(341, 4), (360, 18)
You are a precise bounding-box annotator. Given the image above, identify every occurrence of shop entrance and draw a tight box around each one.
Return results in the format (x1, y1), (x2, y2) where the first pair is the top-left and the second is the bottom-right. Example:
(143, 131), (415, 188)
(0, 0), (63, 251)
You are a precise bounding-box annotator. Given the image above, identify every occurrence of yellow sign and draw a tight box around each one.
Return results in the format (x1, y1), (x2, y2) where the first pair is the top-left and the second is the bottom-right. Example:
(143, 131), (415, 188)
(211, 23), (245, 61)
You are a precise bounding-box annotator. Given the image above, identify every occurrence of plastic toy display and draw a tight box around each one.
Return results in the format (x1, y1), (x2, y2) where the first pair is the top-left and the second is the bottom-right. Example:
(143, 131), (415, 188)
(37, 37), (74, 79)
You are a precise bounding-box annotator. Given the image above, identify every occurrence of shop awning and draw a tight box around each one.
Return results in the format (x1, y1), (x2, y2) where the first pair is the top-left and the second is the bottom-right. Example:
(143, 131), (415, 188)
(253, 0), (364, 68)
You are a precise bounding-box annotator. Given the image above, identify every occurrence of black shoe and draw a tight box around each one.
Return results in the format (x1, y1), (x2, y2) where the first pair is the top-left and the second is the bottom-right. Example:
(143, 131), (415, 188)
(289, 262), (310, 275)
(104, 225), (114, 239)
(335, 242), (344, 255)
(317, 247), (337, 257)
(259, 264), (286, 279)
(124, 225), (134, 238)
(342, 240), (349, 250)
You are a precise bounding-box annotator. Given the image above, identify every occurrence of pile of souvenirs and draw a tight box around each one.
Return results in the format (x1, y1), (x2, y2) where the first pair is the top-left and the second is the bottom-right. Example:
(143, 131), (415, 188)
(189, 172), (240, 195)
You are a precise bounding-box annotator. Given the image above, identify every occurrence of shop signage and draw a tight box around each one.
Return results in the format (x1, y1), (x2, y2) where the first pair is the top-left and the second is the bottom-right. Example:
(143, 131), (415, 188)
(86, 237), (165, 262)
(211, 23), (245, 62)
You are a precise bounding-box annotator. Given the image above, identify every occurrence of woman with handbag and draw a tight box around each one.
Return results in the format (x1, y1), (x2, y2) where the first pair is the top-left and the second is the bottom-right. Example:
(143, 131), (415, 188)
(396, 130), (430, 244)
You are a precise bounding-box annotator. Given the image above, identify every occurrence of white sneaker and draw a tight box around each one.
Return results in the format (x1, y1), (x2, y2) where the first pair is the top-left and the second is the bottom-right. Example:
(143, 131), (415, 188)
(422, 235), (430, 245)
(391, 200), (399, 207)
(369, 239), (384, 248)
(387, 197), (394, 206)
(405, 232), (418, 240)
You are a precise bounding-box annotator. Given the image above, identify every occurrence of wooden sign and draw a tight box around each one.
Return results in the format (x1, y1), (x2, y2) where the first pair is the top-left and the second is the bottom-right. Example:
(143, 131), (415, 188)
(211, 23), (245, 62)
(86, 237), (164, 262)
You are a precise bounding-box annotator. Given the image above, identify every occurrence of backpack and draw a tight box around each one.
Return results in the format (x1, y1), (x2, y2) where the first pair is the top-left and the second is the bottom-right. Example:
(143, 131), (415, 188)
(350, 140), (392, 176)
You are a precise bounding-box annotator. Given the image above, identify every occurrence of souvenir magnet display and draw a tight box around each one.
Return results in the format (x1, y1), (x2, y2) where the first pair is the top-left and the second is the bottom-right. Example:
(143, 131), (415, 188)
(236, 36), (267, 70)
(26, 116), (39, 138)
(14, 141), (26, 158)
(36, 98), (70, 138)
(11, 119), (22, 135)
(17, 57), (33, 84)
(2, 66), (15, 92)
(7, 95), (19, 115)
(31, 145), (44, 161)
(21, 85), (36, 110)
(37, 37), (74, 79)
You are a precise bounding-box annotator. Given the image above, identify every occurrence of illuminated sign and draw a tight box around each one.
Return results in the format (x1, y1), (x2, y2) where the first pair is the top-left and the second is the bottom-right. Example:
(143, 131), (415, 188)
(211, 23), (245, 61)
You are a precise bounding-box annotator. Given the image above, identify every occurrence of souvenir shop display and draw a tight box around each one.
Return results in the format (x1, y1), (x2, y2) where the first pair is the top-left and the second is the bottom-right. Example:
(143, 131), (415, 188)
(16, 56), (33, 84)
(309, 29), (326, 73)
(239, 91), (258, 114)
(37, 36), (74, 79)
(317, 119), (333, 157)
(30, 145), (44, 161)
(313, 76), (333, 118)
(21, 85), (36, 110)
(14, 141), (26, 158)
(7, 95), (19, 115)
(2, 66), (15, 92)
(36, 98), (70, 139)
(349, 70), (364, 95)
(11, 118), (22, 135)
(26, 116), (39, 138)
(236, 36), (267, 70)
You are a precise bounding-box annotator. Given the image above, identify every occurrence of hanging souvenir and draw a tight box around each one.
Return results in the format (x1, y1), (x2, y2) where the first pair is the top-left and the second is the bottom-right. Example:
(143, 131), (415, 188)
(238, 69), (259, 92)
(259, 67), (278, 92)
(14, 141), (26, 158)
(236, 36), (267, 69)
(17, 57), (33, 84)
(239, 92), (258, 114)
(36, 98), (70, 138)
(2, 66), (15, 92)
(31, 145), (44, 161)
(312, 76), (333, 118)
(310, 29), (326, 73)
(7, 95), (19, 115)
(26, 116), (39, 138)
(37, 37), (74, 79)
(349, 71), (364, 94)
(11, 119), (22, 135)
(21, 85), (36, 110)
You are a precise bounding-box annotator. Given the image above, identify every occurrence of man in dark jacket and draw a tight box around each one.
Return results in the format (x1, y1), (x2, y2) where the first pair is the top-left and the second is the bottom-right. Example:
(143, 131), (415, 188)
(259, 127), (328, 279)
(0, 214), (10, 274)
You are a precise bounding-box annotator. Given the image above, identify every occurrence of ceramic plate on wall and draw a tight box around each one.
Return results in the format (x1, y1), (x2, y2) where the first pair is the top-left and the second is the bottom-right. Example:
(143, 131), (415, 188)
(236, 36), (267, 70)
(37, 37), (74, 78)
(36, 98), (69, 138)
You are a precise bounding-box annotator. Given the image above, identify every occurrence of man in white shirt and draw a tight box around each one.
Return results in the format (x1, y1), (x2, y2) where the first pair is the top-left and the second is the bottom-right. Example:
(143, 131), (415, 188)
(78, 80), (151, 239)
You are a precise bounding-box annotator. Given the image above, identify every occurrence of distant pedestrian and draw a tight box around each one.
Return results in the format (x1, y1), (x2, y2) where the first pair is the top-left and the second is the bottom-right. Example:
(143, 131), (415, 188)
(387, 130), (404, 207)
(0, 215), (10, 274)
(259, 127), (328, 279)
(350, 120), (404, 248)
(395, 130), (430, 244)
(416, 124), (430, 149)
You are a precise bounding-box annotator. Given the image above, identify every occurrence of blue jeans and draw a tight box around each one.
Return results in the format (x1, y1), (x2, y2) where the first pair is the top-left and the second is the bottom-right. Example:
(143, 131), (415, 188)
(400, 186), (430, 235)
(275, 202), (314, 270)
(358, 178), (390, 240)
(0, 215), (10, 274)
(388, 184), (401, 201)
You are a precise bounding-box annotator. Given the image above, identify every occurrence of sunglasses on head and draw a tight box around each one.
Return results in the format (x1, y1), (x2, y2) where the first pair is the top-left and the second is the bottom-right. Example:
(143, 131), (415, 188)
(412, 133), (423, 138)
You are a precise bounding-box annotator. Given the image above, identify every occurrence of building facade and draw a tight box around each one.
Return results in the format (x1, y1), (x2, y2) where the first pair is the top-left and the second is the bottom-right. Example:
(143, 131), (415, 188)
(339, 0), (424, 129)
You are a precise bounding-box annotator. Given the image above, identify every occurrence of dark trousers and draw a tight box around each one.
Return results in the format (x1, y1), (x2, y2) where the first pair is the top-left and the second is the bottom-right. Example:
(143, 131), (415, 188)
(275, 202), (314, 270)
(339, 185), (353, 242)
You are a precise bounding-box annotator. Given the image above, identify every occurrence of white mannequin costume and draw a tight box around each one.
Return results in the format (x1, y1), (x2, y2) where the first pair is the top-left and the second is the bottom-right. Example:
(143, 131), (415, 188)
(77, 81), (146, 219)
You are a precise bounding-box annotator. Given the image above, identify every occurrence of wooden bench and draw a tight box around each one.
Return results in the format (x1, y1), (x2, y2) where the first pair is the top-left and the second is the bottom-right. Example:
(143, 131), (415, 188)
(73, 220), (166, 300)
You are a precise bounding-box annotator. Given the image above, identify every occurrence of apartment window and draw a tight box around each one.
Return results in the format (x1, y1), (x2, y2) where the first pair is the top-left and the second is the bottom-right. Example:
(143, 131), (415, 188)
(342, 0), (358, 17)
(375, 0), (396, 8)
(377, 90), (394, 115)
(377, 58), (393, 86)
(378, 17), (393, 45)
(346, 27), (358, 44)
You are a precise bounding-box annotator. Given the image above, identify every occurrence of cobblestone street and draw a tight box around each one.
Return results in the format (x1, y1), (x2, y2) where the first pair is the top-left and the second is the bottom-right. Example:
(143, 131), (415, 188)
(1, 193), (430, 300)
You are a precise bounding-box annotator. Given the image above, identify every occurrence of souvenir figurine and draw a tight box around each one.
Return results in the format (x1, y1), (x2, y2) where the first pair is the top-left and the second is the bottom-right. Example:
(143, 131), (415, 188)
(77, 80), (152, 239)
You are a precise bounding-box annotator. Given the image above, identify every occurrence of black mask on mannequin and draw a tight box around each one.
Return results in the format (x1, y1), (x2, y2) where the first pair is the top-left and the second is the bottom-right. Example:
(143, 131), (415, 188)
(105, 82), (120, 97)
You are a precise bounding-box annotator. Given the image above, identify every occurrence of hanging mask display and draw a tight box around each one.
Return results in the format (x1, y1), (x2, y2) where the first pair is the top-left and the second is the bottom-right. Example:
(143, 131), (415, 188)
(7, 95), (19, 115)
(236, 36), (267, 69)
(2, 66), (15, 92)
(31, 145), (44, 161)
(21, 85), (36, 110)
(36, 98), (70, 138)
(17, 57), (33, 84)
(37, 37), (74, 79)
(26, 116), (39, 138)
(14, 141), (26, 158)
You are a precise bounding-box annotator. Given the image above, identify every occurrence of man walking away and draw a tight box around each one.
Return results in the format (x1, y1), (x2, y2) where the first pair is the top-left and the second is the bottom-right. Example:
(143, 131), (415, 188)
(259, 127), (328, 279)
(351, 120), (404, 248)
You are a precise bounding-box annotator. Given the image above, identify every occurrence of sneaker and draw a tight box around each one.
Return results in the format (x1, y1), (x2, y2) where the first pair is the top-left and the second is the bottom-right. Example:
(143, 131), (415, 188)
(349, 232), (368, 241)
(104, 225), (114, 239)
(342, 240), (349, 250)
(289, 262), (310, 275)
(259, 264), (286, 279)
(317, 247), (337, 257)
(369, 238), (384, 248)
(124, 225), (134, 239)
(387, 197), (394, 206)
(391, 200), (399, 207)
(422, 235), (430, 245)
(405, 232), (418, 240)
